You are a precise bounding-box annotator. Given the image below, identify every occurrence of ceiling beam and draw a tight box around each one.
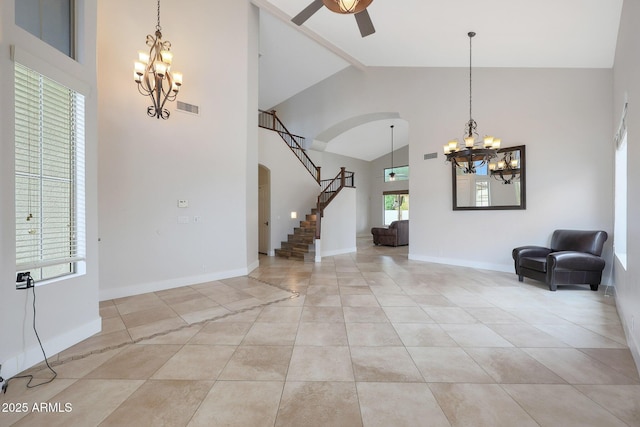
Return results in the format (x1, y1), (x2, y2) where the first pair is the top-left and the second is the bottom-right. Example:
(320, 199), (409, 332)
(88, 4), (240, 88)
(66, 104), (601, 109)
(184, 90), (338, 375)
(251, 0), (366, 70)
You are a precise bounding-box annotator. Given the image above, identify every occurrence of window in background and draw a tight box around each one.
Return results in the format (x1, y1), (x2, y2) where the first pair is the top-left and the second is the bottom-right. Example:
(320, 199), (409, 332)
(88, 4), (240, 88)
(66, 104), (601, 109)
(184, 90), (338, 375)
(383, 192), (409, 225)
(15, 62), (86, 282)
(475, 179), (490, 207)
(15, 0), (75, 58)
(384, 165), (409, 182)
(614, 131), (627, 269)
(455, 162), (490, 207)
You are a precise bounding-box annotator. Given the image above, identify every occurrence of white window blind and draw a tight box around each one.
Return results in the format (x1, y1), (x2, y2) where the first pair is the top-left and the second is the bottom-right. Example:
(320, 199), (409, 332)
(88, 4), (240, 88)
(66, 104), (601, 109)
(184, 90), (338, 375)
(15, 62), (85, 282)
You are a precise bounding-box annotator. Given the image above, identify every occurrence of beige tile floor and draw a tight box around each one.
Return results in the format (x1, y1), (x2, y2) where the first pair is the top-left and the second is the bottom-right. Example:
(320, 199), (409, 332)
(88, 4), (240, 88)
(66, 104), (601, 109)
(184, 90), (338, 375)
(2, 238), (640, 426)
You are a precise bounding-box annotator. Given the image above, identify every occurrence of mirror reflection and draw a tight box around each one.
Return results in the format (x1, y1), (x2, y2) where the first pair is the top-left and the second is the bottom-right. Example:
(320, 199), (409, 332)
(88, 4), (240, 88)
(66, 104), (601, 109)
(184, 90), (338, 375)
(452, 145), (526, 210)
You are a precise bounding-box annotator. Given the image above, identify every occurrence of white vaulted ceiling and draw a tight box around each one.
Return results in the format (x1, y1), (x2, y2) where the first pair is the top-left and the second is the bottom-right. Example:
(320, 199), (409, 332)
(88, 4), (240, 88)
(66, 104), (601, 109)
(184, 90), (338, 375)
(254, 0), (623, 159)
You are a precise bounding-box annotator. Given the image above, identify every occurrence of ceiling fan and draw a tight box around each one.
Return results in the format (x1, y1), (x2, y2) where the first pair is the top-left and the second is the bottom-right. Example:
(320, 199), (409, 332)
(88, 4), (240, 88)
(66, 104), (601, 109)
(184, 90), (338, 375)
(291, 0), (375, 38)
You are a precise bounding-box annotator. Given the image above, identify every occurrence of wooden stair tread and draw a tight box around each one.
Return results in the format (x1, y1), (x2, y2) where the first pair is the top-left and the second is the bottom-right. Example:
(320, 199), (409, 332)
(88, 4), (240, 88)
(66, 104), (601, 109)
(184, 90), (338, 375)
(275, 207), (318, 261)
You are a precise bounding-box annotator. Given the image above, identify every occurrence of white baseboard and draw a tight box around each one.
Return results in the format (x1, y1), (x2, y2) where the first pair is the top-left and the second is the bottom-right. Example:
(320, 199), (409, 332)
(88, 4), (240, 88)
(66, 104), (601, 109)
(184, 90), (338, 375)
(320, 247), (357, 258)
(407, 253), (512, 273)
(2, 317), (101, 380)
(615, 296), (640, 376)
(627, 332), (640, 376)
(247, 259), (260, 273)
(99, 267), (253, 301)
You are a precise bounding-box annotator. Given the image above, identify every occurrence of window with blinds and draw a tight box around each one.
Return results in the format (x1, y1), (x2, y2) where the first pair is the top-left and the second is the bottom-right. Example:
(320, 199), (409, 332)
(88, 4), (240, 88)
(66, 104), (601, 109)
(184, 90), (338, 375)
(15, 62), (85, 282)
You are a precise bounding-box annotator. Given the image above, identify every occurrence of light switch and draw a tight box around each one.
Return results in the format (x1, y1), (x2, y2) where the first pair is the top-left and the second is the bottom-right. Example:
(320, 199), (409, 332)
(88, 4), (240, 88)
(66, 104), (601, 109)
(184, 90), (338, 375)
(178, 216), (189, 224)
(178, 200), (189, 208)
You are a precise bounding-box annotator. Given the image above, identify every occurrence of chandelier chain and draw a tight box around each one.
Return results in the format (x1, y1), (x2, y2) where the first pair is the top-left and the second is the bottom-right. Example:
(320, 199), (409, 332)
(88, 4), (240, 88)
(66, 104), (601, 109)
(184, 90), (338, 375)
(469, 33), (472, 123)
(444, 31), (498, 174)
(388, 124), (396, 180)
(156, 0), (161, 31)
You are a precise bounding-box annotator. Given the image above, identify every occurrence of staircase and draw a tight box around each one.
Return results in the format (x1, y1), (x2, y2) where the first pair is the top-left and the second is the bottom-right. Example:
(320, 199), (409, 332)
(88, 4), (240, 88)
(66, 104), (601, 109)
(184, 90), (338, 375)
(259, 110), (355, 261)
(274, 168), (354, 261)
(259, 109), (320, 184)
(274, 209), (318, 261)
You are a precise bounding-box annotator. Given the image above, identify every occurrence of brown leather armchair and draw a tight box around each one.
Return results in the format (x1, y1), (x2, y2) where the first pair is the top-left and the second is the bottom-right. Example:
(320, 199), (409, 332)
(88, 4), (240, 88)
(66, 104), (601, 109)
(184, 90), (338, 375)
(512, 229), (608, 291)
(371, 220), (409, 247)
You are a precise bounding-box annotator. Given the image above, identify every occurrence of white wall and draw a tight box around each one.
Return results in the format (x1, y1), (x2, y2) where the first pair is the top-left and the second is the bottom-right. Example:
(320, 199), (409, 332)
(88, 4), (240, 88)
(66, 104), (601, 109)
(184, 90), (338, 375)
(258, 128), (320, 254)
(97, 0), (259, 300)
(274, 66), (614, 273)
(246, 4), (259, 269)
(307, 149), (372, 236)
(0, 0), (100, 378)
(320, 187), (357, 257)
(370, 145), (409, 228)
(612, 0), (640, 368)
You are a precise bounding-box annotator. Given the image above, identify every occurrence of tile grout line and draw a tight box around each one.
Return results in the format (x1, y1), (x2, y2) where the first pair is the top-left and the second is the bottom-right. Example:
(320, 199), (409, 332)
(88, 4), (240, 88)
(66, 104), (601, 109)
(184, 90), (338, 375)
(26, 276), (300, 375)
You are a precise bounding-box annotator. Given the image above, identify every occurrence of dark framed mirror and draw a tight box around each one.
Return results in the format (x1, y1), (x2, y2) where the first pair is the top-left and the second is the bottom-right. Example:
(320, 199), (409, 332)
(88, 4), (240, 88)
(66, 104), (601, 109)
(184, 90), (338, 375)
(452, 145), (526, 210)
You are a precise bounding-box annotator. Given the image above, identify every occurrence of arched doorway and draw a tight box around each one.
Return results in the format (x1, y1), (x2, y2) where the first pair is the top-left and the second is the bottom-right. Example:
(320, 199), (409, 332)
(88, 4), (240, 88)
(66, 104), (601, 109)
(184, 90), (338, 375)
(312, 114), (410, 240)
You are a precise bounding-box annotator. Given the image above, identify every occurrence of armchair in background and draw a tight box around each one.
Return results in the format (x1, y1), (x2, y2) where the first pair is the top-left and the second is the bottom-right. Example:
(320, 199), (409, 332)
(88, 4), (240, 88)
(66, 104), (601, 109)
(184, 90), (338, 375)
(512, 229), (608, 291)
(371, 220), (409, 247)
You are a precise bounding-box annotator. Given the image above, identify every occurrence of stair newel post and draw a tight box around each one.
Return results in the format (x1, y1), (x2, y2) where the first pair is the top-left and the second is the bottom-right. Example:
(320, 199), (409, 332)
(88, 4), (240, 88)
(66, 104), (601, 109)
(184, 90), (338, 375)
(340, 167), (346, 187)
(315, 199), (322, 239)
(270, 109), (277, 131)
(316, 166), (321, 184)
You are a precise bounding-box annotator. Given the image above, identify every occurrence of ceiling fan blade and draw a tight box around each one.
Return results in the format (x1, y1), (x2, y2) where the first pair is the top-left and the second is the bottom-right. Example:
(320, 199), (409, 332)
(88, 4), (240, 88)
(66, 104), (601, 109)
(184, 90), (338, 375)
(291, 0), (324, 26)
(354, 9), (375, 37)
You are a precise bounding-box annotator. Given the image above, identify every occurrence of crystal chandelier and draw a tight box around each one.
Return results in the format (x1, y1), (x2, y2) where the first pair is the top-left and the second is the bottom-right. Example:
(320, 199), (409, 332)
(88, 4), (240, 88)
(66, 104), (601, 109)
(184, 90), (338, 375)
(133, 0), (183, 120)
(444, 32), (499, 173)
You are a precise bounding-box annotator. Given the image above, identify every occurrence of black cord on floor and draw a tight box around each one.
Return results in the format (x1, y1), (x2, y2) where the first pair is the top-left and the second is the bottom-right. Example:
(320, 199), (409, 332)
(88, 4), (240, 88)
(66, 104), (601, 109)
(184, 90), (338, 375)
(2, 284), (57, 394)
